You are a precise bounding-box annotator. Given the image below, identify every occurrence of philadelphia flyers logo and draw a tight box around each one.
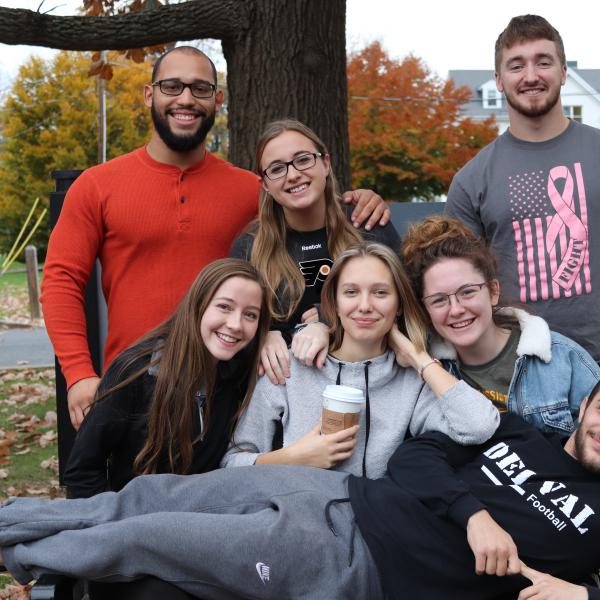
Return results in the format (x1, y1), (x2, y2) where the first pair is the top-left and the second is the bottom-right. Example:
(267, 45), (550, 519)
(299, 258), (333, 287)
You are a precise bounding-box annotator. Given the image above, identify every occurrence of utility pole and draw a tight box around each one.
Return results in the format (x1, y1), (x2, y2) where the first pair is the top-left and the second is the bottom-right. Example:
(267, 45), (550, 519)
(97, 50), (107, 164)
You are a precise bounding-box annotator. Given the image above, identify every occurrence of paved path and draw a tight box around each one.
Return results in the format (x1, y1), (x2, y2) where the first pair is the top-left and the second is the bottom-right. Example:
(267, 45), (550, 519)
(0, 327), (54, 369)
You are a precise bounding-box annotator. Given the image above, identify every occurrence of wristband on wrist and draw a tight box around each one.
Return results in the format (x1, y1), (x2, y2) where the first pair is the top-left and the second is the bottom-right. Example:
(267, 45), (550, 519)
(418, 358), (441, 381)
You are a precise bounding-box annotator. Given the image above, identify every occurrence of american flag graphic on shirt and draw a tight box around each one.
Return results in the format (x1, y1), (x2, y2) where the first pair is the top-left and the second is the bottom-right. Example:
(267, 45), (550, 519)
(509, 163), (591, 303)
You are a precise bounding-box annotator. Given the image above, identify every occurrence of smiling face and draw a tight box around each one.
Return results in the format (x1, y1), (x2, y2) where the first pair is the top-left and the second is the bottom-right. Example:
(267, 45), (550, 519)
(570, 392), (600, 474)
(200, 276), (263, 364)
(495, 38), (566, 120)
(335, 256), (400, 360)
(259, 130), (330, 229)
(422, 258), (500, 359)
(144, 50), (223, 153)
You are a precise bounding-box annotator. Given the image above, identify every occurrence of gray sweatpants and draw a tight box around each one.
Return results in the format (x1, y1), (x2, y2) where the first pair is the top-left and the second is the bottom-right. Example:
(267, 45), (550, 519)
(0, 465), (383, 600)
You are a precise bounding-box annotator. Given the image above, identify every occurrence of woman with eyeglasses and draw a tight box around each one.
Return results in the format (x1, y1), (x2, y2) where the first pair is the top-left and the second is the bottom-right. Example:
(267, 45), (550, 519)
(230, 119), (401, 385)
(222, 242), (499, 478)
(402, 216), (600, 434)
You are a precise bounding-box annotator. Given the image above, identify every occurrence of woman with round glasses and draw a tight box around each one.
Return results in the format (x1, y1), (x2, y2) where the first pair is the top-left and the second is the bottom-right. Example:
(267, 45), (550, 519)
(402, 216), (600, 434)
(231, 119), (401, 384)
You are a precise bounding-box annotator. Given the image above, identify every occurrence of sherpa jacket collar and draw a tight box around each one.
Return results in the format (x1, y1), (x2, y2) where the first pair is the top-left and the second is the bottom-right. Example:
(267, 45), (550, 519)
(429, 307), (552, 364)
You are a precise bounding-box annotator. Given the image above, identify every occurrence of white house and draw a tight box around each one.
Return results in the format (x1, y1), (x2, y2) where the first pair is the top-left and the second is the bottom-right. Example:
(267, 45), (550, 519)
(448, 62), (600, 134)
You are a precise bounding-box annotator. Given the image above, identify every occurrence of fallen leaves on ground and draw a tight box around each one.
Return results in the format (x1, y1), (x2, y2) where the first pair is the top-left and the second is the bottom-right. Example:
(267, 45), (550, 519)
(0, 290), (32, 326)
(40, 456), (59, 475)
(0, 368), (61, 502)
(0, 367), (63, 595)
(0, 584), (33, 599)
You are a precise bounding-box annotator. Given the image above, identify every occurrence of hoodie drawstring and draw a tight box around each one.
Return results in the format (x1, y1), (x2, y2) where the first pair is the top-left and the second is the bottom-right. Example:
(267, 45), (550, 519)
(335, 361), (344, 385)
(334, 360), (372, 478)
(324, 497), (356, 566)
(361, 361), (371, 478)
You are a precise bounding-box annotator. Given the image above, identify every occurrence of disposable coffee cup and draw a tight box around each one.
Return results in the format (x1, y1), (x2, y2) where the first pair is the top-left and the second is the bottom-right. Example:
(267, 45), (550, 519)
(321, 384), (364, 435)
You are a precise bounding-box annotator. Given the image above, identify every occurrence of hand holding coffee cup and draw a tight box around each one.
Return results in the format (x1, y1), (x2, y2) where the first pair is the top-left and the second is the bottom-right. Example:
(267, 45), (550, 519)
(284, 422), (359, 469)
(321, 384), (365, 435)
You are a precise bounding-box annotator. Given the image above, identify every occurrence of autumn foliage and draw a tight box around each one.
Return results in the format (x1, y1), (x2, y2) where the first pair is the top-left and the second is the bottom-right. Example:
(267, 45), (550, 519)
(348, 42), (497, 201)
(0, 51), (153, 256)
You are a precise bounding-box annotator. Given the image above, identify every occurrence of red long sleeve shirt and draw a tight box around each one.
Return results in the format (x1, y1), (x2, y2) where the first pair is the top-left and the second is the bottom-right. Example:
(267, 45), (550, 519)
(41, 147), (259, 387)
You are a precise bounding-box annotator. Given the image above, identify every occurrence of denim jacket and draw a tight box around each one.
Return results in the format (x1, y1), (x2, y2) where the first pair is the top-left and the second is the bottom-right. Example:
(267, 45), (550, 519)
(429, 308), (600, 434)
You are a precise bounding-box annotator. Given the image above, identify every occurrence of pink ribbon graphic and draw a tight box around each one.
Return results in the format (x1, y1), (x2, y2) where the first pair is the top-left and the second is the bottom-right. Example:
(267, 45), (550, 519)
(545, 165), (588, 290)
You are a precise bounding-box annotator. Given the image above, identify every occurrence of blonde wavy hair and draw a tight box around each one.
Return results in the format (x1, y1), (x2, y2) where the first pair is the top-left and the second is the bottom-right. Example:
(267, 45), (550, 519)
(250, 119), (361, 321)
(321, 242), (428, 353)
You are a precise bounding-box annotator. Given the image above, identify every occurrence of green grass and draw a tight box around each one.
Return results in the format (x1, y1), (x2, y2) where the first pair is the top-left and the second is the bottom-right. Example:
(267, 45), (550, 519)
(0, 367), (59, 594)
(0, 262), (44, 322)
(0, 261), (44, 290)
(0, 368), (60, 499)
(0, 270), (27, 290)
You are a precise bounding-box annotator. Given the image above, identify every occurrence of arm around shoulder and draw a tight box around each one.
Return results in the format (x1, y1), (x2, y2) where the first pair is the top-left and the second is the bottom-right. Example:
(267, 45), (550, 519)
(220, 374), (289, 468)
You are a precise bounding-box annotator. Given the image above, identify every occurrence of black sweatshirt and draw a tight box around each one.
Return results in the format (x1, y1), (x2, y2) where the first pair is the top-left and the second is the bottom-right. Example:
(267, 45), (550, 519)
(64, 347), (249, 499)
(350, 413), (600, 599)
(230, 206), (402, 343)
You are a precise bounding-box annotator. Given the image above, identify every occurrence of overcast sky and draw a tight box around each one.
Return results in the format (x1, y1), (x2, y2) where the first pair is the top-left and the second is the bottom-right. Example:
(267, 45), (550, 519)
(1, 0), (600, 83)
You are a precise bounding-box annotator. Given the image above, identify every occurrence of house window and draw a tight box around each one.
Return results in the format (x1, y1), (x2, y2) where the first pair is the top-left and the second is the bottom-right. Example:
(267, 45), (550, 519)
(484, 89), (501, 109)
(564, 105), (583, 122)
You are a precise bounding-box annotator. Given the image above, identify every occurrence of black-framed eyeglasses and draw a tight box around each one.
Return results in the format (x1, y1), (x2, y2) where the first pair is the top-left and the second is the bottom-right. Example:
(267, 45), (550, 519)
(422, 282), (489, 310)
(262, 152), (324, 181)
(152, 79), (216, 99)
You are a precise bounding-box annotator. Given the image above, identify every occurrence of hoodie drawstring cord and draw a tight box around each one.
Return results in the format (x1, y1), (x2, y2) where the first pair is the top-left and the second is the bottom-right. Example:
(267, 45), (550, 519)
(334, 360), (371, 478)
(361, 361), (371, 478)
(324, 497), (356, 566)
(335, 361), (344, 385)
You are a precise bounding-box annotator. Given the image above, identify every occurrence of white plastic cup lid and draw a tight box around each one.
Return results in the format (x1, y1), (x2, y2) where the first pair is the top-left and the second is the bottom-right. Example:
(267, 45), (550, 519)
(322, 384), (364, 404)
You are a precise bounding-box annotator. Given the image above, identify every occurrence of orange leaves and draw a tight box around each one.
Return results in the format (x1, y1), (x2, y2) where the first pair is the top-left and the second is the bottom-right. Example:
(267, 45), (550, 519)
(125, 48), (146, 63)
(347, 42), (498, 201)
(88, 53), (114, 80)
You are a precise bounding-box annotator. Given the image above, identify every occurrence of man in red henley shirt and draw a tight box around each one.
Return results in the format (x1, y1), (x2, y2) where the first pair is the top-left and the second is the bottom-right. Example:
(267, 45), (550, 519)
(41, 46), (389, 429)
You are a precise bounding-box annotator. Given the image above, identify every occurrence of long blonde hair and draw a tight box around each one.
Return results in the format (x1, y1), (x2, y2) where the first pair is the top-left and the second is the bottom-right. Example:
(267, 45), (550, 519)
(321, 242), (428, 353)
(251, 119), (361, 321)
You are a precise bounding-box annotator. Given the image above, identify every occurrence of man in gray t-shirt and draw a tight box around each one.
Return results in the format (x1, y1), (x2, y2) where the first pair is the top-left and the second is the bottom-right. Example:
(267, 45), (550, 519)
(446, 15), (600, 361)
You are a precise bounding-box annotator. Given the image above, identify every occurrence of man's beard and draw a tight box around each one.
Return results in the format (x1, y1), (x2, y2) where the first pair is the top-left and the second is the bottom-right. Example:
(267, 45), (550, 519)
(151, 103), (216, 152)
(574, 426), (600, 475)
(505, 85), (561, 119)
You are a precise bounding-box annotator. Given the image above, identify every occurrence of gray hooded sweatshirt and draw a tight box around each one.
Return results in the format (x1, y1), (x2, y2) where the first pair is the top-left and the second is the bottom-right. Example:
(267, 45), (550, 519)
(222, 351), (499, 478)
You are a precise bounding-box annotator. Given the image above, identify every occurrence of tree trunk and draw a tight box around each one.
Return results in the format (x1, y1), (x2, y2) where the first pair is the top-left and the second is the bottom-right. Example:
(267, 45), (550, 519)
(0, 0), (349, 186)
(222, 0), (350, 188)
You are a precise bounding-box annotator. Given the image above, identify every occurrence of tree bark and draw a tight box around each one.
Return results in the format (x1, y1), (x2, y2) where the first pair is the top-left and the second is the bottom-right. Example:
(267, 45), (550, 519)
(0, 1), (250, 50)
(0, 0), (349, 187)
(222, 0), (350, 188)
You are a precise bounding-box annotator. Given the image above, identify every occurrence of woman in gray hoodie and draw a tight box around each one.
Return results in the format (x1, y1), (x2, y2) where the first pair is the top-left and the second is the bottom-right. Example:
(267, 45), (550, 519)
(222, 242), (500, 478)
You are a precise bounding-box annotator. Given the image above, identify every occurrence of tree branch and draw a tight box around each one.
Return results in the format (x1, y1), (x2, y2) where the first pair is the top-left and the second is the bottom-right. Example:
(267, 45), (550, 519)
(0, 0), (250, 50)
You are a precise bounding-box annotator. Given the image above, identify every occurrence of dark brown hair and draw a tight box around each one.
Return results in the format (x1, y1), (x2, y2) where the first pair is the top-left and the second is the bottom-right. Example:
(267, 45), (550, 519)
(402, 216), (518, 328)
(495, 15), (566, 72)
(95, 258), (271, 475)
(320, 241), (428, 353)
